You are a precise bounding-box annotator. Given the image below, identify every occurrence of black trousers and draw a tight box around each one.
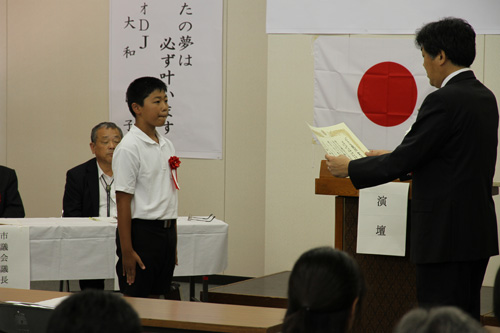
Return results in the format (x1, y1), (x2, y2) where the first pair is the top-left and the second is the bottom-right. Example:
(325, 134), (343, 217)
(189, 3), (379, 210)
(116, 219), (177, 298)
(79, 279), (105, 291)
(416, 258), (489, 320)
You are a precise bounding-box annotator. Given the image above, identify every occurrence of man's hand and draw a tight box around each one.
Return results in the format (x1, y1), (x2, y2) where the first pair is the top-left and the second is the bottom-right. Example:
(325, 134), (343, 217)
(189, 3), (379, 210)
(122, 249), (145, 285)
(325, 154), (351, 178)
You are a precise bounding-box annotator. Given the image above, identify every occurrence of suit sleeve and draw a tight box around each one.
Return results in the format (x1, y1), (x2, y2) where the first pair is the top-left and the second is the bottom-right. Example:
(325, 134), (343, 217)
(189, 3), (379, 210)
(1, 169), (25, 218)
(62, 169), (83, 217)
(349, 91), (449, 189)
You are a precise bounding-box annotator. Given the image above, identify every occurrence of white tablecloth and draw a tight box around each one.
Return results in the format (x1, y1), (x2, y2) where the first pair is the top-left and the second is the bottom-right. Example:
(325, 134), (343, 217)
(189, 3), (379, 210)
(0, 217), (228, 281)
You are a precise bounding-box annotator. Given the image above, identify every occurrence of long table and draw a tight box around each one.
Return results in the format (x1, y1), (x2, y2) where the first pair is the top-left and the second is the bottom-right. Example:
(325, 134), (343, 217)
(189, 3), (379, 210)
(0, 217), (228, 282)
(0, 288), (285, 333)
(206, 271), (289, 309)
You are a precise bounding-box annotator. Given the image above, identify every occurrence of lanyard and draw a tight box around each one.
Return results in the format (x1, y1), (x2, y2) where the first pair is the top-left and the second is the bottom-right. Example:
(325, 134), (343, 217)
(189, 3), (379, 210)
(100, 175), (114, 217)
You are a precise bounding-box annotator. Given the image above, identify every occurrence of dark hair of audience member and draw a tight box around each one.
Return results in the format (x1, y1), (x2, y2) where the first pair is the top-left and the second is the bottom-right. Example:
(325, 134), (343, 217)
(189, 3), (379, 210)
(282, 246), (365, 333)
(393, 306), (485, 333)
(46, 289), (141, 333)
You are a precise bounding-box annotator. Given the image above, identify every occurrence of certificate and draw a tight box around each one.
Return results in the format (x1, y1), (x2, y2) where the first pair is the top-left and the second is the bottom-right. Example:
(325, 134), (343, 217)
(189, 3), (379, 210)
(309, 122), (368, 159)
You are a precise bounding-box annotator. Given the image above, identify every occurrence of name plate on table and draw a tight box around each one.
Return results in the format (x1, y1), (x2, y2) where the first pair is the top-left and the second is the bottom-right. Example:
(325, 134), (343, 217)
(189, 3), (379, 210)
(0, 225), (30, 289)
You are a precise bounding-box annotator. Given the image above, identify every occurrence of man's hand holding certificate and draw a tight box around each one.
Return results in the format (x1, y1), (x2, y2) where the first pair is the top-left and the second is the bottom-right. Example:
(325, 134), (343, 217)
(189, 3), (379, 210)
(309, 122), (368, 178)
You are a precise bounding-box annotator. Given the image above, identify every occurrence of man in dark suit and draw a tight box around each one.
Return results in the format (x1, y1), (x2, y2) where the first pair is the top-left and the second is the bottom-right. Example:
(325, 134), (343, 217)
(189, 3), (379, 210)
(325, 18), (499, 320)
(0, 165), (25, 217)
(63, 122), (123, 290)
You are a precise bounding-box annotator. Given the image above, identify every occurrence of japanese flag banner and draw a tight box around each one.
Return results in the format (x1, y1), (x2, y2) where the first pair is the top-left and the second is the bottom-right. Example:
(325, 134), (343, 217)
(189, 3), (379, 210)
(314, 36), (436, 151)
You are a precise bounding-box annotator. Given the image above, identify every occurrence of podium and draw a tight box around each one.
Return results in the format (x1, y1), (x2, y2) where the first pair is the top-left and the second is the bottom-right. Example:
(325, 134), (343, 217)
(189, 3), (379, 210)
(315, 160), (416, 333)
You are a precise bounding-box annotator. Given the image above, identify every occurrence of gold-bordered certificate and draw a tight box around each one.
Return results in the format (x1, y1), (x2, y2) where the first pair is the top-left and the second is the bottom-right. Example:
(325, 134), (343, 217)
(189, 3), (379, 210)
(308, 122), (368, 159)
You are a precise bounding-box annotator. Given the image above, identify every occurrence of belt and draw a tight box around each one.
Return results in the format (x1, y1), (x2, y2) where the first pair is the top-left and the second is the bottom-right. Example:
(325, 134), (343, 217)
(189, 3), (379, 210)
(132, 218), (176, 228)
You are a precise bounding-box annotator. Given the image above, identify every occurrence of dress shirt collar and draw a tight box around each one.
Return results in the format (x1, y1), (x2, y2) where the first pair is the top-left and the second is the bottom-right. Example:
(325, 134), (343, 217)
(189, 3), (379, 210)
(96, 161), (113, 181)
(441, 68), (471, 87)
(131, 124), (167, 146)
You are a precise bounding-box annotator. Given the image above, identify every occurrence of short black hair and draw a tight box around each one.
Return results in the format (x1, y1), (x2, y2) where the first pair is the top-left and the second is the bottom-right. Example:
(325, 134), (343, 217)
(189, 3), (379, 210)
(126, 76), (167, 118)
(90, 122), (123, 143)
(415, 17), (476, 67)
(46, 290), (141, 333)
(394, 306), (484, 333)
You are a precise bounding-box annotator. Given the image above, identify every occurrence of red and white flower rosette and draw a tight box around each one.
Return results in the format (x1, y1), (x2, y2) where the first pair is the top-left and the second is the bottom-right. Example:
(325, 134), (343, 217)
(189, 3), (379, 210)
(169, 156), (181, 190)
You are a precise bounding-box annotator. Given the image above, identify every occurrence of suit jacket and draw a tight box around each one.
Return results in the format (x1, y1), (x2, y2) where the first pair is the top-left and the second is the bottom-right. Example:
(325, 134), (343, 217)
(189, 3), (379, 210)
(349, 71), (499, 264)
(0, 166), (25, 217)
(63, 158), (100, 217)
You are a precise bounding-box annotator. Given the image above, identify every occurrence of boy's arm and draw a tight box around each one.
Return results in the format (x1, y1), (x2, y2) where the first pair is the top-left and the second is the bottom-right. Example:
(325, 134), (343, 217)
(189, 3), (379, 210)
(116, 191), (145, 285)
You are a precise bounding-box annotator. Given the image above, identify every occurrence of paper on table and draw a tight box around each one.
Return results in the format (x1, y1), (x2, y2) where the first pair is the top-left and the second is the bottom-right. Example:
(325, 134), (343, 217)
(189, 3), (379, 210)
(34, 296), (69, 308)
(89, 217), (117, 223)
(2, 300), (57, 309)
(308, 122), (368, 159)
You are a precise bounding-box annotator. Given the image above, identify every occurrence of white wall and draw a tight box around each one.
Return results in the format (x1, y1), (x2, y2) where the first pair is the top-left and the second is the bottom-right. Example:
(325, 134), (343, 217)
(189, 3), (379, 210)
(265, 34), (336, 273)
(483, 35), (500, 286)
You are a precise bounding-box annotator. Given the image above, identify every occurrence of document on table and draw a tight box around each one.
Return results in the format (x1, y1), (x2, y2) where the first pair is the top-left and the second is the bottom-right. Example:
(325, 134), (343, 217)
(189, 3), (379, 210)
(308, 122), (368, 159)
(2, 296), (69, 309)
(35, 296), (69, 308)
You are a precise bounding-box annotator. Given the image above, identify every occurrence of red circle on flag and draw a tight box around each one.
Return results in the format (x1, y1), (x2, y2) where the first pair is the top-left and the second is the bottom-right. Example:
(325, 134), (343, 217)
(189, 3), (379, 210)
(357, 61), (417, 127)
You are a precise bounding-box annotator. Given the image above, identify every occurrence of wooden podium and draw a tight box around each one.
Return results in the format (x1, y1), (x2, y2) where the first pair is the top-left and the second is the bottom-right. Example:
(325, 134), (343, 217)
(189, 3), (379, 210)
(315, 160), (416, 333)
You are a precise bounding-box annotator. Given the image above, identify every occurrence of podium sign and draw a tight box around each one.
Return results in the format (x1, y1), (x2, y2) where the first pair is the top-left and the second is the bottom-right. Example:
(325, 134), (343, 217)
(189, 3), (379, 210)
(357, 183), (410, 256)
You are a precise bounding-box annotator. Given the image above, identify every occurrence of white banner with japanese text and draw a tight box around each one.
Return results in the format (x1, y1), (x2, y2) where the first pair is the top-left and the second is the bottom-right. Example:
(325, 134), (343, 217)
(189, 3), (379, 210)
(357, 182), (410, 257)
(110, 0), (223, 159)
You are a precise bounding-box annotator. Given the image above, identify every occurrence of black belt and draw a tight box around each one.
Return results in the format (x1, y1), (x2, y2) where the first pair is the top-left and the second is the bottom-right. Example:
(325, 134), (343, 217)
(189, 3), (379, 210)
(132, 218), (176, 228)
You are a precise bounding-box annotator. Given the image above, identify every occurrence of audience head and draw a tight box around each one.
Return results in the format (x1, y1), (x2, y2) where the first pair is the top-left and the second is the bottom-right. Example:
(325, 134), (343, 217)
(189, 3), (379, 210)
(46, 290), (141, 333)
(126, 76), (167, 118)
(415, 17), (476, 68)
(393, 306), (485, 333)
(282, 246), (365, 333)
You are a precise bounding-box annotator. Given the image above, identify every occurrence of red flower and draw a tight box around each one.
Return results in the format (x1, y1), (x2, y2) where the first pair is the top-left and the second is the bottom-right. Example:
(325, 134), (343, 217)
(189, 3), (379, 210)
(169, 156), (181, 170)
(169, 156), (181, 190)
